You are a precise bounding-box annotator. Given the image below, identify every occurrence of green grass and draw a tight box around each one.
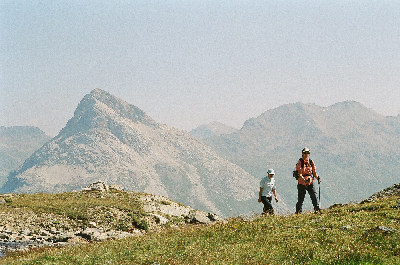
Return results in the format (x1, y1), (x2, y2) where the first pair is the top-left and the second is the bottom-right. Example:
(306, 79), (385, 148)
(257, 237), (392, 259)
(1, 190), (146, 230)
(2, 196), (400, 264)
(4, 190), (143, 215)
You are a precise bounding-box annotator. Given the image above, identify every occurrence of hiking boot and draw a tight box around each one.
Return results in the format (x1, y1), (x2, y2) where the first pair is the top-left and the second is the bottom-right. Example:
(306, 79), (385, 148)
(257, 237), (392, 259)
(262, 209), (274, 215)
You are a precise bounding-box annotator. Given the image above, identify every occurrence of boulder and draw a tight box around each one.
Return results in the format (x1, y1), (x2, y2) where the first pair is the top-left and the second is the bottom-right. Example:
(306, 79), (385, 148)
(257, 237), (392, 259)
(76, 228), (108, 241)
(341, 225), (353, 231)
(83, 181), (109, 192)
(188, 211), (213, 224)
(368, 226), (397, 234)
(150, 214), (169, 225)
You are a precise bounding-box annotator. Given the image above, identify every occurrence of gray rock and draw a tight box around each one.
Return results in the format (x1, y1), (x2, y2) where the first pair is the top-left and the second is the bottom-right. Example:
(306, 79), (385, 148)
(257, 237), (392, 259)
(207, 213), (221, 222)
(188, 211), (212, 224)
(150, 214), (169, 225)
(369, 226), (397, 234)
(105, 230), (135, 239)
(341, 225), (353, 231)
(84, 181), (109, 192)
(76, 228), (107, 241)
(51, 233), (74, 243)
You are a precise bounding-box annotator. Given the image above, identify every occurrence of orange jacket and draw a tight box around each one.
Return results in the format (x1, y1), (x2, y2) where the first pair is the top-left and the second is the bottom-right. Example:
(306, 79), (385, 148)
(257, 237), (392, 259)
(296, 158), (317, 186)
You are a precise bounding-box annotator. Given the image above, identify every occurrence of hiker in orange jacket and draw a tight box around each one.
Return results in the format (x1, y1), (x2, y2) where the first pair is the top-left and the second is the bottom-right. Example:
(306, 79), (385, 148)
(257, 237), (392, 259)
(295, 147), (321, 214)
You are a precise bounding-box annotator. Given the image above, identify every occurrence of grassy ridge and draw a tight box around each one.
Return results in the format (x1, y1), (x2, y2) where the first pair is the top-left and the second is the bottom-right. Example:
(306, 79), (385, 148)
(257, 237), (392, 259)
(5, 191), (144, 218)
(1, 190), (147, 232)
(2, 196), (399, 264)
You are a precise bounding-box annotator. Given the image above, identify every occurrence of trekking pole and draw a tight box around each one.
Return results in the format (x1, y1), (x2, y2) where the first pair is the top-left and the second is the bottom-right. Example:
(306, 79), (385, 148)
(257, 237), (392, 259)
(318, 182), (321, 208)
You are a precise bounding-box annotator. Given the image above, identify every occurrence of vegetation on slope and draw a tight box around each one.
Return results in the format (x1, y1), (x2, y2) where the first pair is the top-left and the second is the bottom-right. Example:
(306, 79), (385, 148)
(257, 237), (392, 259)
(1, 190), (147, 232)
(2, 195), (399, 264)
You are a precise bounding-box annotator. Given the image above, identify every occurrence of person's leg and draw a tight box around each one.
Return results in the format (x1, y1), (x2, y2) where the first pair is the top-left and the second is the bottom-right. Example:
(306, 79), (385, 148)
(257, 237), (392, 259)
(261, 196), (273, 214)
(296, 184), (306, 214)
(306, 184), (320, 212)
(267, 196), (274, 214)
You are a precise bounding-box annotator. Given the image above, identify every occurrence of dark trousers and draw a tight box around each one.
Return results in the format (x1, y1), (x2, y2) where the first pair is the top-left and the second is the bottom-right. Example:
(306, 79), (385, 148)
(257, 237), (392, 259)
(296, 183), (319, 213)
(261, 196), (274, 214)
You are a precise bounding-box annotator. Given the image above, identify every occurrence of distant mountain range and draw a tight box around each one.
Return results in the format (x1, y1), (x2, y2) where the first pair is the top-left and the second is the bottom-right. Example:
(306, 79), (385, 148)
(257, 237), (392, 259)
(2, 91), (398, 216)
(192, 101), (400, 210)
(0, 126), (50, 186)
(190, 122), (237, 139)
(1, 89), (272, 217)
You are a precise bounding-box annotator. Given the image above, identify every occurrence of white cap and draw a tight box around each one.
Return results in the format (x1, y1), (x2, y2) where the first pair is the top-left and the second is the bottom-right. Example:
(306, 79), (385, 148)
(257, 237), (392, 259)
(302, 147), (310, 154)
(267, 169), (275, 175)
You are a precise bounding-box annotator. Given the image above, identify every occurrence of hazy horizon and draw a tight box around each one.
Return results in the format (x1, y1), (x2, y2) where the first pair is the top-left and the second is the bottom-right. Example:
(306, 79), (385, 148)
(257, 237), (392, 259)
(1, 1), (399, 136)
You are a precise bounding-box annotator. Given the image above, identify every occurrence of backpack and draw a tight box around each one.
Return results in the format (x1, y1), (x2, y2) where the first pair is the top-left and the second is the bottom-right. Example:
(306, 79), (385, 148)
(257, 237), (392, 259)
(292, 158), (314, 180)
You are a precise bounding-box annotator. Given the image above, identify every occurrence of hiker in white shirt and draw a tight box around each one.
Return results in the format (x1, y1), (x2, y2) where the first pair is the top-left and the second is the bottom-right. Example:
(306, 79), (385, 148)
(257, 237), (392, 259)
(258, 169), (279, 215)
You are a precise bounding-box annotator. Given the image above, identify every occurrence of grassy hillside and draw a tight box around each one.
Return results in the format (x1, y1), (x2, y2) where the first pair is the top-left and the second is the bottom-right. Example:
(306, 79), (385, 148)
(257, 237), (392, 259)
(2, 195), (399, 264)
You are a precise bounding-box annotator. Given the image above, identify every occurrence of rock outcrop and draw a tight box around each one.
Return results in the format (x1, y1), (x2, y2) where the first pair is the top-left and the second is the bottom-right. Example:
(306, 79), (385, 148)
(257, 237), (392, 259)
(361, 183), (400, 203)
(0, 183), (221, 256)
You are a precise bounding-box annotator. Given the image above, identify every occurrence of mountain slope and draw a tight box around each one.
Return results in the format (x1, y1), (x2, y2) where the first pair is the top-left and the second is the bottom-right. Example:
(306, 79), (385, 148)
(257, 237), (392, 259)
(0, 126), (51, 186)
(1, 89), (268, 217)
(202, 101), (400, 209)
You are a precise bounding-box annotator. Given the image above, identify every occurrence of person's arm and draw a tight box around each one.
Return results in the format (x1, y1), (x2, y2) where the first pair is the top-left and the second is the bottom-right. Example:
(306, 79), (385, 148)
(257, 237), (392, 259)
(296, 160), (305, 182)
(312, 162), (321, 184)
(272, 188), (278, 203)
(258, 187), (263, 202)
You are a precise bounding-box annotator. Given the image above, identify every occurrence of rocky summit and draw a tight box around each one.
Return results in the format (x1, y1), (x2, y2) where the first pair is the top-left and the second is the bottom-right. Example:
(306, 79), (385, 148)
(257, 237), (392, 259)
(1, 89), (263, 217)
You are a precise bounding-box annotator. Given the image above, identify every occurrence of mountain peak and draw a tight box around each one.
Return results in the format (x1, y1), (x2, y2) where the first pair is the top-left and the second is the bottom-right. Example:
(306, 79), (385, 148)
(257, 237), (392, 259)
(58, 89), (157, 137)
(89, 88), (110, 98)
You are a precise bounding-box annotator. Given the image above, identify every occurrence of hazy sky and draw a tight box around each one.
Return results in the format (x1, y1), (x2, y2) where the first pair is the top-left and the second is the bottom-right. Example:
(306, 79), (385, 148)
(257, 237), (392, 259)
(1, 1), (399, 136)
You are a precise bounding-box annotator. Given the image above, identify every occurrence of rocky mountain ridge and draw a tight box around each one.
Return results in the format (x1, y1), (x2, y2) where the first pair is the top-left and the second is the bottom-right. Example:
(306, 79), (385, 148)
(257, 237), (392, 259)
(1, 89), (271, 217)
(198, 101), (400, 209)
